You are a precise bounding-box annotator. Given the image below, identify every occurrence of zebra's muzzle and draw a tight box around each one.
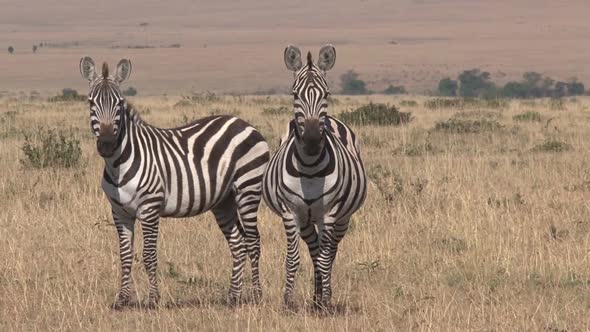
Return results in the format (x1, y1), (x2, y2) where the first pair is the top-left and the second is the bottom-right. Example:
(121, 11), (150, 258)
(97, 123), (118, 158)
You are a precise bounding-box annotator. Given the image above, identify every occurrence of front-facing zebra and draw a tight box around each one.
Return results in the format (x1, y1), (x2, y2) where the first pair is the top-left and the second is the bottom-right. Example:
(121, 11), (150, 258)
(262, 45), (367, 311)
(80, 57), (270, 308)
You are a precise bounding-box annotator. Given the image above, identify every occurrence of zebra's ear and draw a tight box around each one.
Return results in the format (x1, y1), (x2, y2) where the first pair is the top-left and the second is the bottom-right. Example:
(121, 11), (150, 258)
(318, 44), (336, 71)
(115, 59), (132, 83)
(80, 56), (97, 82)
(284, 45), (302, 72)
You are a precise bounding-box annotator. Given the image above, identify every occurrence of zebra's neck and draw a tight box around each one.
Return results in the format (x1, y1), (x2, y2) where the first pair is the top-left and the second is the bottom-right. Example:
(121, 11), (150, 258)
(101, 104), (141, 168)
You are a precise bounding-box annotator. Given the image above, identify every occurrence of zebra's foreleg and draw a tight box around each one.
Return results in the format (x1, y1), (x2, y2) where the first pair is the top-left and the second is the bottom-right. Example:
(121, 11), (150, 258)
(283, 216), (301, 309)
(317, 221), (348, 311)
(112, 215), (136, 310)
(212, 201), (247, 306)
(235, 189), (262, 301)
(139, 213), (161, 308)
(300, 222), (321, 305)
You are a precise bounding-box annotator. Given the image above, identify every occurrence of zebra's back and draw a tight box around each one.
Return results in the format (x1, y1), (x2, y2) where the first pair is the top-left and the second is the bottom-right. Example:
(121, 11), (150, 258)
(104, 114), (270, 219)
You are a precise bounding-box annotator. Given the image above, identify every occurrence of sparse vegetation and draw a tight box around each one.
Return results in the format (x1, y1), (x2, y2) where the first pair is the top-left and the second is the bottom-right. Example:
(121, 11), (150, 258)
(531, 139), (572, 153)
(339, 103), (411, 126)
(434, 117), (503, 133)
(21, 128), (83, 168)
(262, 106), (290, 116)
(513, 111), (541, 122)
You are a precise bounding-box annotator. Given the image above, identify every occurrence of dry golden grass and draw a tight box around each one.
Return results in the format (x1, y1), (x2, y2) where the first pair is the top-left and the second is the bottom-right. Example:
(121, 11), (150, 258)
(1, 94), (590, 331)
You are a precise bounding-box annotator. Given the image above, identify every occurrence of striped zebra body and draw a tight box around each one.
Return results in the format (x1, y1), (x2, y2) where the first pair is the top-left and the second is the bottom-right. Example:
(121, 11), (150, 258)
(80, 57), (269, 308)
(262, 45), (367, 310)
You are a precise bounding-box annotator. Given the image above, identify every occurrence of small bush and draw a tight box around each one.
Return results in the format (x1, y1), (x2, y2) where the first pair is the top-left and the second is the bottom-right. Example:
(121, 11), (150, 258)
(122, 86), (138, 96)
(383, 85), (406, 95)
(434, 118), (503, 134)
(48, 88), (86, 102)
(531, 139), (571, 153)
(339, 103), (411, 126)
(262, 106), (290, 116)
(424, 97), (507, 110)
(21, 129), (82, 168)
(8, 46), (14, 54)
(424, 98), (463, 109)
(513, 111), (541, 122)
(399, 100), (418, 107)
(173, 99), (193, 109)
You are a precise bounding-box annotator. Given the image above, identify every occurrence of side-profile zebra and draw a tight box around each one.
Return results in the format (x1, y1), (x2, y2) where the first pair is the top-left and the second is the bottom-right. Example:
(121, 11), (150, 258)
(262, 45), (367, 310)
(79, 57), (270, 309)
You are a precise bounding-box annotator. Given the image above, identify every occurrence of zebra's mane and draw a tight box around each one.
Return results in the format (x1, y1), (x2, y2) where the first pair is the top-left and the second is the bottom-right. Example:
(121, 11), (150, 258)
(125, 102), (144, 125)
(102, 62), (109, 79)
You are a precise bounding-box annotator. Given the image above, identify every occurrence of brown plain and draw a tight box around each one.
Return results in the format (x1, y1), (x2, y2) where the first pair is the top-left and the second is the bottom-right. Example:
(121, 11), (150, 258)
(0, 0), (589, 95)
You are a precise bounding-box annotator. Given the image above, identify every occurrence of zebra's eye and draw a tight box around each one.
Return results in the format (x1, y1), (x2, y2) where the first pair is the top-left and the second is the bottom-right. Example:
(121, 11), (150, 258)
(293, 93), (299, 100)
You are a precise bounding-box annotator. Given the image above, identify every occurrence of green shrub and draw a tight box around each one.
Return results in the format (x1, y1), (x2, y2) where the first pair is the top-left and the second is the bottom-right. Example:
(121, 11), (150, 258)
(339, 103), (411, 126)
(434, 118), (503, 134)
(48, 88), (86, 102)
(424, 97), (507, 110)
(21, 129), (83, 168)
(383, 84), (406, 95)
(424, 98), (463, 109)
(531, 139), (571, 153)
(513, 111), (541, 122)
(399, 100), (418, 107)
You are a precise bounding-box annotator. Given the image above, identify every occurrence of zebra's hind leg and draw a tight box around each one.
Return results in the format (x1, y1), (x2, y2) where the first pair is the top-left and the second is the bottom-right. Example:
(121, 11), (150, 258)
(282, 216), (301, 310)
(235, 189), (263, 302)
(212, 197), (248, 306)
(112, 215), (136, 310)
(139, 213), (161, 308)
(300, 222), (322, 306)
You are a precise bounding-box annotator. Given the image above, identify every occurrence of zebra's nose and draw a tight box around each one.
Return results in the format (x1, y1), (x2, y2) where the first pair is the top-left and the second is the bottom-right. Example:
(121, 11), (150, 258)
(98, 123), (116, 142)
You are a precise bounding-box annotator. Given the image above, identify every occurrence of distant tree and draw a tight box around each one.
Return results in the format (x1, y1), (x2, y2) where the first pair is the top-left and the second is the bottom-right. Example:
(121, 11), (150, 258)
(437, 78), (458, 96)
(501, 81), (529, 98)
(32, 45), (38, 53)
(340, 70), (368, 95)
(567, 78), (585, 96)
(8, 46), (14, 54)
(122, 86), (138, 96)
(383, 84), (406, 95)
(458, 69), (496, 97)
(62, 88), (79, 98)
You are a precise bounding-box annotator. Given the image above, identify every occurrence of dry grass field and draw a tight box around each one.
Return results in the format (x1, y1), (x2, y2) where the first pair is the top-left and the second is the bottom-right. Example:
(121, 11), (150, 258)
(1, 93), (590, 330)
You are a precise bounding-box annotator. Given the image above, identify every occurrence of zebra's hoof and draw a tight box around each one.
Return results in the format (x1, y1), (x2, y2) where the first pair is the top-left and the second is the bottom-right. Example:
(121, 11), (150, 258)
(111, 299), (130, 311)
(283, 298), (298, 313)
(227, 296), (241, 307)
(252, 289), (263, 304)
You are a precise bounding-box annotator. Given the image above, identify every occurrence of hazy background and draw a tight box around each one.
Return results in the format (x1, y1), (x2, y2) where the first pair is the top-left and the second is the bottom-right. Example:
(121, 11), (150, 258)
(0, 0), (589, 95)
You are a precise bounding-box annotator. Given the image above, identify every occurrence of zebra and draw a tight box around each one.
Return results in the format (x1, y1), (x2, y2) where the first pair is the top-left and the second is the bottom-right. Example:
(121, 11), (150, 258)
(262, 45), (367, 311)
(79, 57), (270, 309)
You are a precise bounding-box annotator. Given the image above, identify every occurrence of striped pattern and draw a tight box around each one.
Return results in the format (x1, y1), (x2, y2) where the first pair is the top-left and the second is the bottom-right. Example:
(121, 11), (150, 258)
(82, 59), (269, 308)
(262, 47), (367, 310)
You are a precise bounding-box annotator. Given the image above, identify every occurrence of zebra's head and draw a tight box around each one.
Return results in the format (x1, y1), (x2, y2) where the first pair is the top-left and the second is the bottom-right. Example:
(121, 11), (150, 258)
(80, 57), (132, 158)
(284, 44), (336, 156)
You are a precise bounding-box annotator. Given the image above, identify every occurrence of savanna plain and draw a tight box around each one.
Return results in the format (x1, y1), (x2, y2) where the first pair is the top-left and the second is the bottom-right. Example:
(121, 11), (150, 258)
(1, 94), (590, 331)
